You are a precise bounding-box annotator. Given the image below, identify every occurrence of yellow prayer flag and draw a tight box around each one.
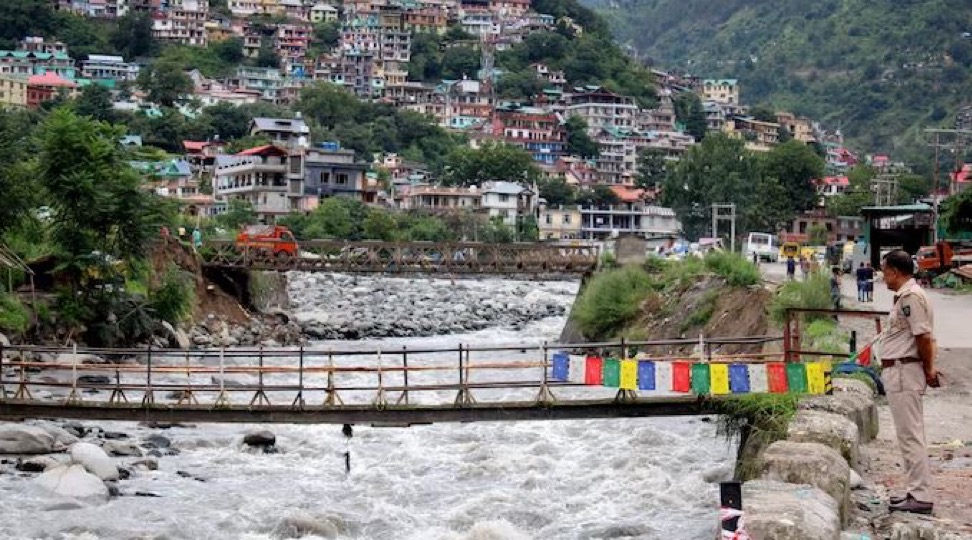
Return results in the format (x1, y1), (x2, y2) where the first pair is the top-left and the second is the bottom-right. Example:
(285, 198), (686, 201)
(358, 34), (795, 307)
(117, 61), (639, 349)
(710, 363), (730, 395)
(620, 359), (638, 390)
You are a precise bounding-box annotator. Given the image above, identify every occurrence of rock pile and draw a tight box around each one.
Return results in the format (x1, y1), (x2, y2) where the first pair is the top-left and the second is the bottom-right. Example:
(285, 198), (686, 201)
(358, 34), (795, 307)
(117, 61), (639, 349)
(289, 274), (577, 339)
(188, 313), (304, 348)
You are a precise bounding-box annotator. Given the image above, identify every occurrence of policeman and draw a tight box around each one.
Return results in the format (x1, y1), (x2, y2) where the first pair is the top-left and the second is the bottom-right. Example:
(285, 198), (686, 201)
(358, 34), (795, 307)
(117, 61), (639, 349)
(880, 249), (939, 515)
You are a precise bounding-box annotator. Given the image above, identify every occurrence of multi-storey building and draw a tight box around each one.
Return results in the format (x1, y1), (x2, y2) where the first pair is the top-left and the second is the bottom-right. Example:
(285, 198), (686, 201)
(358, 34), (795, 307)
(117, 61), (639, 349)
(635, 91), (676, 132)
(310, 3), (339, 22)
(303, 142), (373, 205)
(493, 104), (566, 166)
(233, 66), (302, 104)
(153, 0), (209, 46)
(579, 201), (680, 241)
(0, 38), (76, 80)
(530, 63), (566, 92)
(724, 115), (780, 152)
(776, 112), (816, 145)
(488, 0), (529, 16)
(275, 23), (312, 75)
(403, 185), (482, 211)
(403, 8), (448, 33)
(565, 86), (638, 135)
(214, 144), (304, 223)
(81, 55), (140, 84)
(27, 73), (78, 109)
(537, 204), (581, 241)
(481, 181), (535, 226)
(702, 79), (739, 105)
(0, 75), (29, 109)
(249, 115), (311, 148)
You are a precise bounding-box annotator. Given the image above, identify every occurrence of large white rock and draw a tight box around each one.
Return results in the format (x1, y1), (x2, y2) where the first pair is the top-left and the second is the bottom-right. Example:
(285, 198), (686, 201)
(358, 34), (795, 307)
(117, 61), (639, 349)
(34, 464), (109, 502)
(760, 441), (851, 526)
(0, 424), (77, 454)
(788, 410), (861, 468)
(69, 442), (119, 481)
(743, 480), (840, 540)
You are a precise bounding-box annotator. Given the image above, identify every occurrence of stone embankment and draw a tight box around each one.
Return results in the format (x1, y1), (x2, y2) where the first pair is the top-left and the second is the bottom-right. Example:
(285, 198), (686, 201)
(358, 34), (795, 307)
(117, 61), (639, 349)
(288, 274), (576, 340)
(740, 378), (879, 540)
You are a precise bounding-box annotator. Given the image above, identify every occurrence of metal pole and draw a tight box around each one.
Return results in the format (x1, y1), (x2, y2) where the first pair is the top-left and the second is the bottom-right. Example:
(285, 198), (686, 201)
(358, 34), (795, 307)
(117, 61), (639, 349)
(0, 340), (5, 402)
(730, 203), (736, 254)
(849, 330), (857, 354)
(712, 203), (718, 240)
(145, 344), (153, 406)
(401, 345), (409, 405)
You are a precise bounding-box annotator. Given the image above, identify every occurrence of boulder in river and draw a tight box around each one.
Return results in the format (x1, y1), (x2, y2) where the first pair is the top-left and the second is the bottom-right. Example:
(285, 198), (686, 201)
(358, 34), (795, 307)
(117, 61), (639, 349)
(0, 425), (78, 454)
(69, 442), (119, 481)
(102, 441), (142, 457)
(17, 455), (61, 473)
(243, 430), (276, 448)
(34, 464), (109, 502)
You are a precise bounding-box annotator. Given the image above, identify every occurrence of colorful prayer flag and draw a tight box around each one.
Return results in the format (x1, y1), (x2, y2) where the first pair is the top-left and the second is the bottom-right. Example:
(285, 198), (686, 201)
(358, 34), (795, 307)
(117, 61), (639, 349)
(620, 359), (638, 390)
(638, 361), (656, 391)
(691, 363), (711, 395)
(585, 356), (603, 385)
(748, 364), (769, 393)
(568, 356), (586, 384)
(711, 364), (730, 395)
(786, 363), (808, 394)
(729, 364), (750, 393)
(551, 352), (569, 381)
(849, 344), (872, 367)
(766, 363), (788, 393)
(602, 358), (621, 388)
(672, 361), (691, 393)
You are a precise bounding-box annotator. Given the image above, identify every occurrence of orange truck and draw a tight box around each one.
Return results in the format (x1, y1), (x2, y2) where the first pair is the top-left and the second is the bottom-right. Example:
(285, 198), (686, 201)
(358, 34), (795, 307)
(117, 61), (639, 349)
(235, 225), (299, 259)
(915, 241), (972, 276)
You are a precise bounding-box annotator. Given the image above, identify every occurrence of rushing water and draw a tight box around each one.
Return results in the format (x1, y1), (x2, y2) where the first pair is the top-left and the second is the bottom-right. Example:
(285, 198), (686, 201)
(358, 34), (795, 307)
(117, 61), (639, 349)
(0, 281), (735, 540)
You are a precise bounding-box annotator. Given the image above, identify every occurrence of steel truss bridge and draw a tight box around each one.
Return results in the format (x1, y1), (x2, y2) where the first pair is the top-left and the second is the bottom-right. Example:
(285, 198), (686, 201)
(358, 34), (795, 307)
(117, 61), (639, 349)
(200, 241), (599, 276)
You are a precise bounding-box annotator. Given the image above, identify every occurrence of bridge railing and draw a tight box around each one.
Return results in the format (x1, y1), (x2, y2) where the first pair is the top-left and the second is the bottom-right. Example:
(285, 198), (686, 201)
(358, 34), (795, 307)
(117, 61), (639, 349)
(201, 240), (599, 275)
(0, 336), (784, 411)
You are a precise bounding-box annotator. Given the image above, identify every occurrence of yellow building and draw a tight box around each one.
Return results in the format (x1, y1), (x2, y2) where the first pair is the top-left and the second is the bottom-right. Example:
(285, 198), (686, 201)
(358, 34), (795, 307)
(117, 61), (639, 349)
(0, 74), (29, 109)
(538, 205), (582, 241)
(724, 116), (780, 152)
(702, 79), (739, 105)
(776, 112), (816, 144)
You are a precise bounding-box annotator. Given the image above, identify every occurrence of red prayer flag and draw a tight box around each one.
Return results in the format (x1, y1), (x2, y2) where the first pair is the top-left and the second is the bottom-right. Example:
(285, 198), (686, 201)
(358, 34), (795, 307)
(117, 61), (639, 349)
(852, 344), (872, 367)
(672, 361), (691, 393)
(766, 362), (789, 394)
(584, 356), (603, 385)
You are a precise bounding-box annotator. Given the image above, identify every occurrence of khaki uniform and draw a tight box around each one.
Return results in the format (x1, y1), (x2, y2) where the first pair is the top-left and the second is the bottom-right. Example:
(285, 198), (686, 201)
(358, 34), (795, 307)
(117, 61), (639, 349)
(880, 278), (934, 502)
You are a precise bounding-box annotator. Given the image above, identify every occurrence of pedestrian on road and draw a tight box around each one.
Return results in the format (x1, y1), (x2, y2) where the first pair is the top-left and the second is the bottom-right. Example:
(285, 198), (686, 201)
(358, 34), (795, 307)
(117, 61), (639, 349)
(799, 256), (810, 280)
(786, 256), (796, 281)
(856, 262), (867, 302)
(864, 262), (875, 302)
(752, 251), (759, 266)
(830, 266), (842, 310)
(880, 249), (939, 515)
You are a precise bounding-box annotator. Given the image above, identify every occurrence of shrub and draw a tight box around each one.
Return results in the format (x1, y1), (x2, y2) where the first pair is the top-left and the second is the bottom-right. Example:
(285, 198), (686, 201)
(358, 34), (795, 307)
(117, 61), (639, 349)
(574, 265), (656, 340)
(769, 273), (831, 325)
(803, 318), (848, 354)
(0, 293), (30, 334)
(149, 266), (195, 325)
(715, 393), (799, 480)
(704, 251), (760, 287)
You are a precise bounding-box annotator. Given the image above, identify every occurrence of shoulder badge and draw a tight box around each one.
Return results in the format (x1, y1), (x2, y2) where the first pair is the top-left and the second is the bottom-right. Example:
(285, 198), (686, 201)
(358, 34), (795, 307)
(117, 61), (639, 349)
(902, 305), (911, 317)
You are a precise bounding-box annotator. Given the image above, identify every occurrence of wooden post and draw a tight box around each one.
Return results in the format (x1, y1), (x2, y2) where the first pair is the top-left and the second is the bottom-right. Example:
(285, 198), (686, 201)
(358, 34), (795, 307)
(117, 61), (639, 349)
(292, 344), (305, 410)
(0, 340), (5, 402)
(142, 345), (155, 406)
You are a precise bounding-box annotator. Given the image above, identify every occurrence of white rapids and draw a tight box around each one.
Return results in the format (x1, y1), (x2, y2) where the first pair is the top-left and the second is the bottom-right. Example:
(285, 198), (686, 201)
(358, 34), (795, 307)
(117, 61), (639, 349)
(0, 279), (735, 540)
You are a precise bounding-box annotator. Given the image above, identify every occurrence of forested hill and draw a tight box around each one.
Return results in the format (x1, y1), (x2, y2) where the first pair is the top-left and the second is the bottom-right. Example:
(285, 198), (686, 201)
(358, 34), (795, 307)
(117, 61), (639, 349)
(581, 0), (972, 161)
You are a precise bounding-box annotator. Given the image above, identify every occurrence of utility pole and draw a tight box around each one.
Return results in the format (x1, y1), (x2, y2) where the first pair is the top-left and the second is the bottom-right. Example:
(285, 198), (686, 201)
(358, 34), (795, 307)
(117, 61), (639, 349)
(711, 203), (737, 253)
(872, 173), (899, 206)
(925, 128), (972, 242)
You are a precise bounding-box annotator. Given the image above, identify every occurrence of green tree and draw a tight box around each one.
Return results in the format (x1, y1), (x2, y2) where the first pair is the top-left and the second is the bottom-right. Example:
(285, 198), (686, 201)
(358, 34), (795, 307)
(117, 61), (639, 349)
(137, 60), (193, 107)
(0, 109), (40, 236)
(308, 197), (354, 239)
(362, 209), (397, 241)
(576, 185), (620, 206)
(216, 199), (257, 231)
(748, 105), (777, 123)
(538, 178), (576, 206)
(896, 173), (931, 204)
(441, 142), (540, 186)
(662, 134), (764, 239)
(0, 0), (54, 49)
(481, 216), (516, 243)
(564, 116), (599, 158)
(256, 39), (280, 69)
(405, 214), (452, 241)
(674, 92), (707, 141)
(441, 46), (481, 79)
(634, 148), (670, 190)
(199, 102), (252, 140)
(760, 140), (825, 215)
(824, 166), (876, 217)
(807, 223), (829, 245)
(296, 82), (361, 128)
(74, 84), (116, 123)
(941, 188), (972, 235)
(212, 37), (244, 65)
(518, 214), (540, 242)
(313, 20), (341, 50)
(110, 12), (157, 58)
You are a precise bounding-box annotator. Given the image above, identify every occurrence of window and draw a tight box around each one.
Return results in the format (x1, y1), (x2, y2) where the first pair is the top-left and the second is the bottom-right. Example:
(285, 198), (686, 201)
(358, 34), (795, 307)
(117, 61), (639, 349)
(499, 194), (509, 203)
(337, 173), (348, 185)
(544, 213), (552, 224)
(320, 171), (330, 184)
(563, 214), (571, 224)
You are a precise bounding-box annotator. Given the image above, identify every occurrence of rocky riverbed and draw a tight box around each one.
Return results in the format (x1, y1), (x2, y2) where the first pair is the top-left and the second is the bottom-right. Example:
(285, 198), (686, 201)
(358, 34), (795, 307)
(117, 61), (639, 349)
(288, 273), (579, 340)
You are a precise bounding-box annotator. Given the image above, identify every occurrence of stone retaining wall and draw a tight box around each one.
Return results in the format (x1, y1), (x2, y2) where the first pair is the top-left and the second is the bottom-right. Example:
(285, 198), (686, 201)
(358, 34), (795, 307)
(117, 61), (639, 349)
(742, 378), (877, 540)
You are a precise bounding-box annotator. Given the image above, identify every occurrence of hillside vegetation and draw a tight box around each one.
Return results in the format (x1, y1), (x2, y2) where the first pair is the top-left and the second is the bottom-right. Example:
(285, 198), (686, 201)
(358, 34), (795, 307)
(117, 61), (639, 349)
(582, 0), (972, 162)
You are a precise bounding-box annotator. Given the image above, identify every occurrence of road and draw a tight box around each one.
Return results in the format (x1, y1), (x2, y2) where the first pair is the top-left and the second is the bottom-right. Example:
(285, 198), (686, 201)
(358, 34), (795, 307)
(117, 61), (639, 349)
(760, 260), (972, 533)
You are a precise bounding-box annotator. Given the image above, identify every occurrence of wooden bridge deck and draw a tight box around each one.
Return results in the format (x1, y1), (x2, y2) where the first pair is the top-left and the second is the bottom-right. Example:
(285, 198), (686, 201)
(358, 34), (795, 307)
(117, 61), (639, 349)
(200, 240), (599, 275)
(0, 337), (781, 425)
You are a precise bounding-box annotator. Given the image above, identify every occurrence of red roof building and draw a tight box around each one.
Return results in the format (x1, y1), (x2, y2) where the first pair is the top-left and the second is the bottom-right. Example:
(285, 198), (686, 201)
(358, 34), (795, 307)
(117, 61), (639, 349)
(26, 72), (77, 109)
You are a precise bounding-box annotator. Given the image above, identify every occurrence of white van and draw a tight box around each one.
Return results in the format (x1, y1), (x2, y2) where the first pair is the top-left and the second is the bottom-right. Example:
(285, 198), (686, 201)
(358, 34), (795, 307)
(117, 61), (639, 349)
(745, 232), (779, 262)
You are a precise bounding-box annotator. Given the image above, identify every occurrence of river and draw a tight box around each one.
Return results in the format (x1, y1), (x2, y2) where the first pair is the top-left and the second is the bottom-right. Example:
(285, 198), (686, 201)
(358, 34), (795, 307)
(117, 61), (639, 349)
(0, 279), (734, 540)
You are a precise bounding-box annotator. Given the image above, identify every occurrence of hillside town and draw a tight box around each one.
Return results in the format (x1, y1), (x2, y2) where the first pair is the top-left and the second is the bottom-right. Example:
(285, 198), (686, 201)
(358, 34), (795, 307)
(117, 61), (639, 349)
(0, 0), (961, 245)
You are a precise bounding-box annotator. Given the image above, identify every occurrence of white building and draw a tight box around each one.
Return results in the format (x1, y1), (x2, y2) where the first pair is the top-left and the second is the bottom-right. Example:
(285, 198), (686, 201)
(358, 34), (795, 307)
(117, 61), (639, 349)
(213, 145), (304, 223)
(480, 181), (535, 226)
(580, 203), (680, 241)
(81, 55), (140, 83)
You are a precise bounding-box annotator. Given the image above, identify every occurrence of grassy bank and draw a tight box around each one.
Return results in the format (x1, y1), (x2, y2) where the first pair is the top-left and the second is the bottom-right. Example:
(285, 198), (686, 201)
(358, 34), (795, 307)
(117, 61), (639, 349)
(572, 252), (760, 341)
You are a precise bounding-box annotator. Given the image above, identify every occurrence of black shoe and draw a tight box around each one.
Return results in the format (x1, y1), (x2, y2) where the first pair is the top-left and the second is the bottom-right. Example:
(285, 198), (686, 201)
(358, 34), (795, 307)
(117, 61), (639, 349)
(890, 494), (933, 515)
(889, 494), (907, 505)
